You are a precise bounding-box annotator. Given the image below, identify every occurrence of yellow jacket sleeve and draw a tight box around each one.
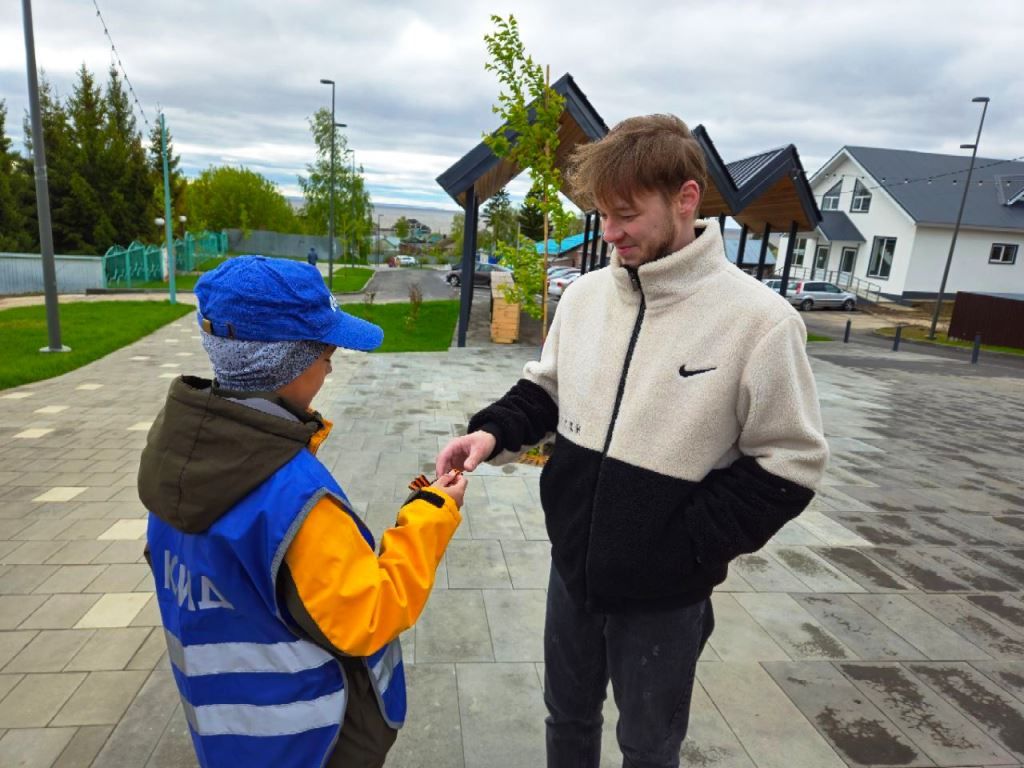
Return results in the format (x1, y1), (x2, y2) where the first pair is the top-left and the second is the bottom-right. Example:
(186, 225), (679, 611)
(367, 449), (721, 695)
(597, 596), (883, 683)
(283, 490), (461, 657)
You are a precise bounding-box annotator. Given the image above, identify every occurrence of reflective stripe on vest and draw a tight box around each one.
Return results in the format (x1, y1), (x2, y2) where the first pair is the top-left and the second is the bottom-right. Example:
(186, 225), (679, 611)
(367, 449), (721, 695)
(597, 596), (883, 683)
(182, 689), (347, 738)
(165, 630), (334, 676)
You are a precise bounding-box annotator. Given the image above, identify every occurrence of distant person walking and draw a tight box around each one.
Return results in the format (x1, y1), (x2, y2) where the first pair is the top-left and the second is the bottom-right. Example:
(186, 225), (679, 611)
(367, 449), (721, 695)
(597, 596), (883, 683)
(307, 246), (319, 266)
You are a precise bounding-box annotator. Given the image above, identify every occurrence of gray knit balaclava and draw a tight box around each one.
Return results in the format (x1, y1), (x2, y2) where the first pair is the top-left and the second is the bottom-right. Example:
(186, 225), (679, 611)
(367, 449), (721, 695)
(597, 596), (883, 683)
(200, 333), (328, 392)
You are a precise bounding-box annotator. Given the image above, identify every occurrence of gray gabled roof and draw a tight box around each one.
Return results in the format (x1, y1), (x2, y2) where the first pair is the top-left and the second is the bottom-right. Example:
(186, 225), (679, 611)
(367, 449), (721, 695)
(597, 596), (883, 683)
(995, 174), (1024, 206)
(817, 211), (865, 243)
(844, 147), (1024, 231)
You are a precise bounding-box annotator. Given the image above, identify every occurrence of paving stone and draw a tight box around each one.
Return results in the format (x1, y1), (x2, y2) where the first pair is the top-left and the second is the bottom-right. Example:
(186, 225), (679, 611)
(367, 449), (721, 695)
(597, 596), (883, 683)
(125, 628), (165, 672)
(795, 511), (874, 547)
(2, 540), (68, 565)
(705, 594), (789, 662)
(698, 662), (847, 768)
(765, 544), (866, 592)
(456, 662), (546, 768)
(483, 589), (545, 662)
(89, 669), (179, 766)
(0, 631), (36, 668)
(512, 503), (548, 541)
(907, 594), (1024, 659)
(730, 551), (810, 593)
(839, 662), (1015, 766)
(92, 540), (147, 565)
(0, 673), (23, 700)
(0, 726), (77, 768)
(84, 563), (150, 593)
(75, 592), (151, 628)
(387, 664), (463, 768)
(51, 670), (148, 726)
(144, 705), (197, 768)
(466, 502), (525, 540)
(733, 593), (854, 660)
(794, 594), (926, 661)
(33, 565), (108, 594)
(813, 546), (914, 591)
(5, 629), (95, 672)
(908, 662), (1024, 761)
(128, 594), (163, 628)
(445, 540), (511, 589)
(851, 595), (992, 660)
(960, 548), (1024, 586)
(763, 660), (929, 767)
(19, 594), (102, 630)
(0, 672), (85, 727)
(65, 627), (151, 672)
(0, 595), (47, 629)
(51, 725), (114, 768)
(965, 594), (1024, 633)
(500, 540), (551, 589)
(864, 548), (974, 592)
(0, 565), (59, 595)
(970, 661), (1024, 703)
(415, 590), (493, 663)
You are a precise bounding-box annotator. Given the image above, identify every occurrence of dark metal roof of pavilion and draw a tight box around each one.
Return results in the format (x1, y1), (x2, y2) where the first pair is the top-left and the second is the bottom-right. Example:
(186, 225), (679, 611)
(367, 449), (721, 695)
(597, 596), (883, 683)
(693, 126), (821, 232)
(817, 211), (865, 243)
(435, 73), (609, 209)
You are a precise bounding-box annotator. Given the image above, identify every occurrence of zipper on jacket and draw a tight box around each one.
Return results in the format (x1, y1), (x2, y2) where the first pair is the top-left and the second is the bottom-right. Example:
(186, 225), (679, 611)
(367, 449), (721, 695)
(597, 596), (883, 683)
(601, 268), (645, 456)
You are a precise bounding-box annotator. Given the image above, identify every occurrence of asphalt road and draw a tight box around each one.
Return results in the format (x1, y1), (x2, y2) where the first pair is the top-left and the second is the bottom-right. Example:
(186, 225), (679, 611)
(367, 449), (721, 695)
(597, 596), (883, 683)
(359, 266), (459, 303)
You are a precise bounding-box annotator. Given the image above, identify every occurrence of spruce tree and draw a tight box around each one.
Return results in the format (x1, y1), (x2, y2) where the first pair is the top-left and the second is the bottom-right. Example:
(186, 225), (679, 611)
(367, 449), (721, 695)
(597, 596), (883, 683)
(0, 100), (35, 251)
(103, 67), (155, 244)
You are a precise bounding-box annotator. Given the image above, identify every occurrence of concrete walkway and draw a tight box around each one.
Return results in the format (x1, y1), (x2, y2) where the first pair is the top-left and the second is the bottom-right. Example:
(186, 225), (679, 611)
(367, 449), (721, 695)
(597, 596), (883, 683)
(1, 304), (1023, 767)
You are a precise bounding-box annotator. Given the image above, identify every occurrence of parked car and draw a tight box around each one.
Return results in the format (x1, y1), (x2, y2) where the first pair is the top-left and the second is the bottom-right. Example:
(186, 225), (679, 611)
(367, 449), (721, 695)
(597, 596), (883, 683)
(395, 255), (417, 266)
(786, 281), (857, 311)
(548, 272), (581, 298)
(548, 267), (580, 282)
(445, 262), (512, 288)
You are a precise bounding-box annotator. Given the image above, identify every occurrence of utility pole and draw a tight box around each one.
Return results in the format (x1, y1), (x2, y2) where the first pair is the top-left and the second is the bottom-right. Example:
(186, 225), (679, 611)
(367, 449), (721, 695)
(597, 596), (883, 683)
(21, 0), (68, 352)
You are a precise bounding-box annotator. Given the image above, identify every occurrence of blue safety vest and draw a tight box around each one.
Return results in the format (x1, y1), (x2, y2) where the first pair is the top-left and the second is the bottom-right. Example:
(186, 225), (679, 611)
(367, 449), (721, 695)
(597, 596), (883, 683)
(147, 449), (406, 768)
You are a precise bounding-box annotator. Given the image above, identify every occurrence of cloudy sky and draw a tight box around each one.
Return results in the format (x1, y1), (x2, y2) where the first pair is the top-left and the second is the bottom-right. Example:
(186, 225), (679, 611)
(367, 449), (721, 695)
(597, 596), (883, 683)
(1, 0), (1021, 213)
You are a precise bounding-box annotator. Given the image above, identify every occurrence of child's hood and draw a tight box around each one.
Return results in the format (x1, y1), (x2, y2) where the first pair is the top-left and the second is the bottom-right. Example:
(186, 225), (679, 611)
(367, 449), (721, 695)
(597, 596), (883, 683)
(137, 376), (320, 534)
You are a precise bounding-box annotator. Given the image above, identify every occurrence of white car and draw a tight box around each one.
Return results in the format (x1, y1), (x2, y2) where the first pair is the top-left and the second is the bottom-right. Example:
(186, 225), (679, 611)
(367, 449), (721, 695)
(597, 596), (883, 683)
(548, 272), (580, 298)
(395, 255), (417, 266)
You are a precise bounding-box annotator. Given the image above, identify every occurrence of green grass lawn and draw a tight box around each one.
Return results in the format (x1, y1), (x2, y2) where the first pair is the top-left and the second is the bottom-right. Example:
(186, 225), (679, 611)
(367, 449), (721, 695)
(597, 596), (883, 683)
(807, 334), (833, 342)
(327, 267), (373, 293)
(0, 301), (194, 390)
(344, 300), (459, 353)
(877, 325), (1024, 356)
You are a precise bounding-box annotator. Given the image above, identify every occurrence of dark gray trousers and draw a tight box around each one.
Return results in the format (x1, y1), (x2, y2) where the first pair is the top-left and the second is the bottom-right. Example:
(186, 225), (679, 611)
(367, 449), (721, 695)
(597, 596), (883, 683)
(543, 565), (714, 768)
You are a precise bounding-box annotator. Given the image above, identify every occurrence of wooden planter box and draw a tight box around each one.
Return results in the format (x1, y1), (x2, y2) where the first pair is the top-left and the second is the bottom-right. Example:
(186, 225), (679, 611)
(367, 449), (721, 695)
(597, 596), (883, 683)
(490, 272), (519, 343)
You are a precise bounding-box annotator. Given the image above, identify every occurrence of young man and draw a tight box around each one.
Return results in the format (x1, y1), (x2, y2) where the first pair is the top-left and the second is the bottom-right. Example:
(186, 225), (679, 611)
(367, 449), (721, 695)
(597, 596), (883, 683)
(437, 115), (828, 768)
(140, 256), (466, 768)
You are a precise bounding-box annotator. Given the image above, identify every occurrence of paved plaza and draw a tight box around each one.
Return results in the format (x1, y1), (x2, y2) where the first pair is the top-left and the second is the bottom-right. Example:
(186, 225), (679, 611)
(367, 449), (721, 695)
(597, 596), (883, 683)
(1, 303), (1023, 767)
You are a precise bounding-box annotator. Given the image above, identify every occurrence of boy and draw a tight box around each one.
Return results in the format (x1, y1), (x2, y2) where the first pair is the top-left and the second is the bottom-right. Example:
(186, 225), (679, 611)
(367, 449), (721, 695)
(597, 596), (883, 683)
(140, 255), (465, 768)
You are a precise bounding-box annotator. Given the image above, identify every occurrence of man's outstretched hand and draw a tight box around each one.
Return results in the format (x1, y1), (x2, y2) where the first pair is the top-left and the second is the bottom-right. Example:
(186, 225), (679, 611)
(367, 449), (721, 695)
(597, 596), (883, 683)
(436, 431), (497, 477)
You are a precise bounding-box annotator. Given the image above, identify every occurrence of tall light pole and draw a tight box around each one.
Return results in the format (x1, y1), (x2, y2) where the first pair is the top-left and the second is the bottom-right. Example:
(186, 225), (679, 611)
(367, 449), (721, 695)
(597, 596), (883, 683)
(929, 97), (990, 340)
(377, 213), (382, 265)
(21, 0), (68, 352)
(319, 78), (346, 291)
(343, 148), (355, 267)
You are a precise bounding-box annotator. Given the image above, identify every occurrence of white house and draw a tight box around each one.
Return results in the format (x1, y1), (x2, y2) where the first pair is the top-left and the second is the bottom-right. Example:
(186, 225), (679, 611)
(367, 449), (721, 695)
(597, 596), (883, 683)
(777, 147), (1024, 300)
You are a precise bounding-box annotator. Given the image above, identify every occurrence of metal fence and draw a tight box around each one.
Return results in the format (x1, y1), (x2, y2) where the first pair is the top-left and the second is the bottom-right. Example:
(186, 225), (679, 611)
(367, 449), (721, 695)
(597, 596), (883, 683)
(102, 231), (228, 289)
(0, 253), (104, 296)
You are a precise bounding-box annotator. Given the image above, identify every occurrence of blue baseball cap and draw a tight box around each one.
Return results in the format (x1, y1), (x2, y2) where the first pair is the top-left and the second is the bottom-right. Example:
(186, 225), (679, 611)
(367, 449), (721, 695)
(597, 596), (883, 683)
(195, 255), (383, 351)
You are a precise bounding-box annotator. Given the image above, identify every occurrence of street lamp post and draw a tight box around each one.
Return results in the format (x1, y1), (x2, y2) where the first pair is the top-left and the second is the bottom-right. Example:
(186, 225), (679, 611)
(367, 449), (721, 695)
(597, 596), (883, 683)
(344, 148), (356, 267)
(377, 214), (382, 265)
(928, 96), (990, 340)
(319, 79), (346, 291)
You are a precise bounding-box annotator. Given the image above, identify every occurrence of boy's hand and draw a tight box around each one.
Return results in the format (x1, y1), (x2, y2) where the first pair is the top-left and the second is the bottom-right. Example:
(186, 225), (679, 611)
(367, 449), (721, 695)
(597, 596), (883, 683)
(436, 431), (497, 477)
(430, 470), (467, 509)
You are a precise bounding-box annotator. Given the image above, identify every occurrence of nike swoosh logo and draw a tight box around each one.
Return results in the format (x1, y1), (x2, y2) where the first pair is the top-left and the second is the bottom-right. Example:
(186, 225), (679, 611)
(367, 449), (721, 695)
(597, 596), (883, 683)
(679, 365), (716, 378)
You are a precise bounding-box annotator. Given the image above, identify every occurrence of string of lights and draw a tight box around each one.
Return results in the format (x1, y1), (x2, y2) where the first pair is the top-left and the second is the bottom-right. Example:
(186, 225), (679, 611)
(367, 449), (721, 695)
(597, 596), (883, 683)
(798, 154), (1024, 199)
(90, 0), (150, 129)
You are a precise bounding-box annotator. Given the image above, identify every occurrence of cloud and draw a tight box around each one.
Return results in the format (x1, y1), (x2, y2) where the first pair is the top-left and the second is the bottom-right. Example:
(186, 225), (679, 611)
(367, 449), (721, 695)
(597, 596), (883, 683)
(2, 0), (1021, 209)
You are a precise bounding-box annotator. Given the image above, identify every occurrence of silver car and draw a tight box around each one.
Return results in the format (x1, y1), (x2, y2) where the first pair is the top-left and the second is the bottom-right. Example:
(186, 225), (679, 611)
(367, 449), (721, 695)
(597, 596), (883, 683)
(787, 280), (857, 311)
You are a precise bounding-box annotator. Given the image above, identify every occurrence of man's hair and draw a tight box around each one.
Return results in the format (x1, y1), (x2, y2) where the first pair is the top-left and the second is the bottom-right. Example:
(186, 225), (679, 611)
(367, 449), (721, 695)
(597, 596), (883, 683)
(567, 114), (707, 210)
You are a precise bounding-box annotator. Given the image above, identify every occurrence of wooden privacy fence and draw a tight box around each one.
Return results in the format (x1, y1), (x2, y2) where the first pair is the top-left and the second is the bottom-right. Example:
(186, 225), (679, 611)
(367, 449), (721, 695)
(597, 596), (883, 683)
(948, 292), (1024, 349)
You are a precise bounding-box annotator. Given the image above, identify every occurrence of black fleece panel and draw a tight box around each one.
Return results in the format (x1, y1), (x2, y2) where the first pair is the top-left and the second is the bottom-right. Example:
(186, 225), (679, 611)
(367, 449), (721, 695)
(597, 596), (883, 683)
(467, 379), (558, 454)
(683, 456), (815, 566)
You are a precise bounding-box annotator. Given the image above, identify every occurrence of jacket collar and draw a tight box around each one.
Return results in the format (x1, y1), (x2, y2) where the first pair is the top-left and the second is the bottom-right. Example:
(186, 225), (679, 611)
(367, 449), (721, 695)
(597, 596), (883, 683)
(609, 219), (728, 308)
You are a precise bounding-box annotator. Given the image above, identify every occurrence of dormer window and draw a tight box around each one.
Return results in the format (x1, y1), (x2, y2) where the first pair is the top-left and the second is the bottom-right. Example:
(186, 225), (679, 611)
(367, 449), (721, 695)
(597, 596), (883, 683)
(821, 181), (841, 211)
(850, 180), (871, 213)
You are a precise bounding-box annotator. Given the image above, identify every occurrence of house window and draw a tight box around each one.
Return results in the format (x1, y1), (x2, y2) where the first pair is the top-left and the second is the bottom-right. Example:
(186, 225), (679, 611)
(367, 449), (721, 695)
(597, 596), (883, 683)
(821, 181), (841, 211)
(850, 180), (872, 213)
(792, 237), (807, 266)
(989, 243), (1018, 264)
(867, 237), (896, 279)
